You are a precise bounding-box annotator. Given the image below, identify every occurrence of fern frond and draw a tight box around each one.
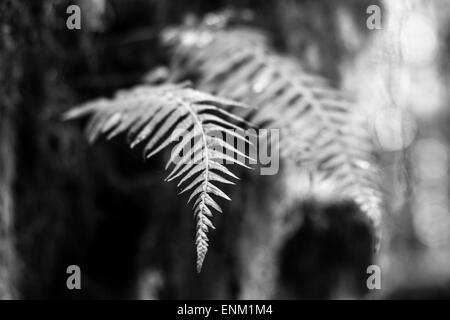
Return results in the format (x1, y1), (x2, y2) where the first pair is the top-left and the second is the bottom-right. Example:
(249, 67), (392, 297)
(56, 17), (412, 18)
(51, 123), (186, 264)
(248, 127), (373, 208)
(64, 83), (253, 272)
(163, 22), (384, 234)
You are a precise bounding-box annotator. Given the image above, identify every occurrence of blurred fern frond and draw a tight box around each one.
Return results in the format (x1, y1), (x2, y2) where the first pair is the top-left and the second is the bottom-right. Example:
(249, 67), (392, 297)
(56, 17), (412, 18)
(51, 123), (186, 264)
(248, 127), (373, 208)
(162, 20), (383, 235)
(64, 83), (253, 271)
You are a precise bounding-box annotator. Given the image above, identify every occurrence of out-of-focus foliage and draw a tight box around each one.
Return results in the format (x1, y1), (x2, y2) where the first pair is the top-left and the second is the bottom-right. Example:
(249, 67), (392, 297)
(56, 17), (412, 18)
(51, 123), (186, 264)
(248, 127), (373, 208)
(162, 15), (383, 239)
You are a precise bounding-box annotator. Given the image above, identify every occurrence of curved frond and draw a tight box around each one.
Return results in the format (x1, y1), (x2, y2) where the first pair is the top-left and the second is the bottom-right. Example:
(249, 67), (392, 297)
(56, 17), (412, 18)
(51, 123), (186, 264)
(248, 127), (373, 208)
(64, 83), (252, 272)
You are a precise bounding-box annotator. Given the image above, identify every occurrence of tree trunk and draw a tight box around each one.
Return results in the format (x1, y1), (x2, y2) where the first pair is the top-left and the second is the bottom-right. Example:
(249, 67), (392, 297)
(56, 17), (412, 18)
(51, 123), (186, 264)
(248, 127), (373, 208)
(0, 0), (20, 299)
(0, 110), (16, 299)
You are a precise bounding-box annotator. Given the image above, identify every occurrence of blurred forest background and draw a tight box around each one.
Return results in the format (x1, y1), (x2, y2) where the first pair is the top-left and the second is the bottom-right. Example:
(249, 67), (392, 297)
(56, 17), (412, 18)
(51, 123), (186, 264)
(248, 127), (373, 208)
(1, 0), (450, 299)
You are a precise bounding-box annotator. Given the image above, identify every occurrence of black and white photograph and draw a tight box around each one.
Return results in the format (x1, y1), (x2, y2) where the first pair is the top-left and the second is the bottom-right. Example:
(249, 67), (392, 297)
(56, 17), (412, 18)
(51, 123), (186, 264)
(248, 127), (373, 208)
(1, 0), (450, 306)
